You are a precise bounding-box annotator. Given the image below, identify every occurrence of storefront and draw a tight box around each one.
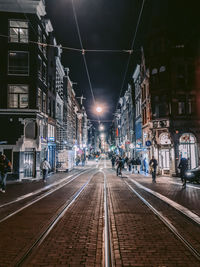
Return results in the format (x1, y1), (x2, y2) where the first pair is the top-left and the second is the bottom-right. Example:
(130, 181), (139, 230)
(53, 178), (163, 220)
(158, 132), (171, 174)
(179, 133), (198, 169)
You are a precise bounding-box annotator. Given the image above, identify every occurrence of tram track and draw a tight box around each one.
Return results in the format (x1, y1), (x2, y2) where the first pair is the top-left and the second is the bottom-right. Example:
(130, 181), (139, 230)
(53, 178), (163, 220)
(16, 171), (96, 266)
(18, 169), (111, 267)
(0, 165), (114, 266)
(123, 179), (200, 262)
(0, 169), (90, 223)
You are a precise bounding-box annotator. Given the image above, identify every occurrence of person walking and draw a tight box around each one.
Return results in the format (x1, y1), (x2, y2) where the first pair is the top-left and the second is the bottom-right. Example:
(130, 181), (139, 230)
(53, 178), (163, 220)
(0, 154), (12, 193)
(40, 158), (51, 182)
(136, 157), (141, 174)
(178, 157), (188, 188)
(111, 156), (116, 169)
(149, 156), (158, 182)
(127, 158), (132, 172)
(143, 158), (147, 173)
(116, 157), (123, 176)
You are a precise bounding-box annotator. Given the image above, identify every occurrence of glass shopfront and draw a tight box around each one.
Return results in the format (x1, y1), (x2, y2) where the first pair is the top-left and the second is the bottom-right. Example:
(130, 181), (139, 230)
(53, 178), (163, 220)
(179, 133), (198, 169)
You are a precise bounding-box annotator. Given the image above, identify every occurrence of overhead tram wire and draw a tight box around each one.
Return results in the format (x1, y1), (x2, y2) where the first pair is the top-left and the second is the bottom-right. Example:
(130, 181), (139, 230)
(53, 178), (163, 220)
(0, 33), (137, 54)
(71, 0), (101, 125)
(114, 0), (146, 114)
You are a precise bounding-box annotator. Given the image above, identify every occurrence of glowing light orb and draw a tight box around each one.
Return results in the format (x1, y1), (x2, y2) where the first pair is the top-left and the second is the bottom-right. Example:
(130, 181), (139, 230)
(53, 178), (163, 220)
(96, 106), (103, 113)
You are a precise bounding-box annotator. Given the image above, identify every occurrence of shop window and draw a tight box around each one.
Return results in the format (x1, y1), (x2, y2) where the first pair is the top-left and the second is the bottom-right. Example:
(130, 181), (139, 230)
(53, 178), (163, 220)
(179, 133), (197, 169)
(9, 20), (28, 43)
(8, 85), (28, 108)
(8, 51), (29, 75)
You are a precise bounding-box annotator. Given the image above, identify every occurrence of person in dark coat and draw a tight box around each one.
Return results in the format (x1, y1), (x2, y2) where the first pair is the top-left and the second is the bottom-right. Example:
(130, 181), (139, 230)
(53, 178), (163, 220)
(178, 157), (188, 188)
(136, 157), (141, 173)
(149, 156), (158, 182)
(116, 157), (123, 176)
(111, 156), (116, 169)
(0, 154), (12, 193)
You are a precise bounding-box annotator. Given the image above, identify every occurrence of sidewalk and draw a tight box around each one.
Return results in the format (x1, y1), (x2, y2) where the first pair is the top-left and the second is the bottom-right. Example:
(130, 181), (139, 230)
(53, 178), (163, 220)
(0, 167), (83, 203)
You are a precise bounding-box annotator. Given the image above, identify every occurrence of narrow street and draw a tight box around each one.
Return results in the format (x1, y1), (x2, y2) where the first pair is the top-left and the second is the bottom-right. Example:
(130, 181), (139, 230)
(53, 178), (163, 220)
(0, 158), (200, 266)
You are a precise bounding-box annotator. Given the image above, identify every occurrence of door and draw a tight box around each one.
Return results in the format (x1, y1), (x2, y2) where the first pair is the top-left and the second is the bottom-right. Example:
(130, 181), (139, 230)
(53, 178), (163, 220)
(159, 149), (170, 170)
(24, 151), (34, 177)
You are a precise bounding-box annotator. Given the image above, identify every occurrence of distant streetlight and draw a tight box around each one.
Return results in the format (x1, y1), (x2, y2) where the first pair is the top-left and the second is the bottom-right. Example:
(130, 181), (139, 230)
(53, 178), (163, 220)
(99, 124), (104, 131)
(96, 106), (102, 113)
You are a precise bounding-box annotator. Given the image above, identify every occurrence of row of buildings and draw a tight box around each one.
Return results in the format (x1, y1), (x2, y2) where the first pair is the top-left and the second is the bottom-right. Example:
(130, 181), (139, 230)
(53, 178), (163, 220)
(0, 0), (97, 180)
(109, 1), (200, 175)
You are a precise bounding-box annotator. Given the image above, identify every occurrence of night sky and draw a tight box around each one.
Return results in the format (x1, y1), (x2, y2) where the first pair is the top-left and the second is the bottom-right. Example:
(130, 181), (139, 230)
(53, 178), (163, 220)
(46, 0), (149, 128)
(46, 0), (199, 129)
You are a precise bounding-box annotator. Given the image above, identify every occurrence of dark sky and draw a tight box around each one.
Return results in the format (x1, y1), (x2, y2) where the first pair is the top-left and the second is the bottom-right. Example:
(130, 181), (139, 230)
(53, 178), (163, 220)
(46, 0), (148, 128)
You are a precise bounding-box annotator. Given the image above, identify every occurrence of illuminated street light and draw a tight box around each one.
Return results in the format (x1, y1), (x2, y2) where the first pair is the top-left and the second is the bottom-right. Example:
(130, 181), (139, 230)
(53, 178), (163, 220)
(99, 124), (104, 131)
(96, 106), (102, 113)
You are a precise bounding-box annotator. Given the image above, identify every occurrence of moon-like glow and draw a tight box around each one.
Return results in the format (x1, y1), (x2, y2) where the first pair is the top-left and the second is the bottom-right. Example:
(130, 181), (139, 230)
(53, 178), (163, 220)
(96, 106), (103, 113)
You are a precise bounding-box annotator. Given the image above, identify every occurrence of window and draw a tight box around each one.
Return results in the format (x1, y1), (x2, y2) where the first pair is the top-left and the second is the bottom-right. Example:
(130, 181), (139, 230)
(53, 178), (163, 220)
(8, 51), (29, 75)
(9, 20), (28, 43)
(38, 88), (42, 111)
(43, 35), (47, 57)
(38, 56), (42, 79)
(38, 26), (42, 47)
(42, 92), (46, 113)
(178, 102), (186, 115)
(43, 63), (47, 84)
(25, 122), (38, 139)
(8, 85), (28, 108)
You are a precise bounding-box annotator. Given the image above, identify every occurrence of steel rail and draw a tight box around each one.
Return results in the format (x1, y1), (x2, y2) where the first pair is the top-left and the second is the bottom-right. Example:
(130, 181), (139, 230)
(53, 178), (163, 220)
(0, 169), (91, 223)
(16, 170), (99, 266)
(0, 170), (84, 209)
(124, 180), (200, 262)
(127, 177), (200, 226)
(102, 170), (113, 267)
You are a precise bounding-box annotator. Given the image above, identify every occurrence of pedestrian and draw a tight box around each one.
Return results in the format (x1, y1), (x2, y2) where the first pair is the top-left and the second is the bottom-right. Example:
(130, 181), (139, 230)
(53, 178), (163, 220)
(149, 156), (158, 182)
(0, 154), (12, 193)
(143, 158), (147, 173)
(136, 157), (141, 174)
(131, 158), (136, 173)
(116, 157), (123, 176)
(81, 154), (85, 166)
(40, 158), (51, 182)
(111, 155), (116, 169)
(178, 157), (188, 188)
(124, 156), (129, 169)
(127, 158), (132, 172)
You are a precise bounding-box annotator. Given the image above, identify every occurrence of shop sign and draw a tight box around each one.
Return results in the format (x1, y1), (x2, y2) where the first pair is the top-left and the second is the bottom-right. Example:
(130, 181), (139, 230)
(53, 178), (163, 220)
(160, 133), (171, 145)
(145, 140), (152, 146)
(48, 137), (55, 142)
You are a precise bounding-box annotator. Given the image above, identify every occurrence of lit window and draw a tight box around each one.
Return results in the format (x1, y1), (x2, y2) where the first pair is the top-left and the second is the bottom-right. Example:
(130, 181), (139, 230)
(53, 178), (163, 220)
(8, 51), (29, 75)
(8, 85), (28, 108)
(9, 20), (28, 43)
(178, 102), (185, 115)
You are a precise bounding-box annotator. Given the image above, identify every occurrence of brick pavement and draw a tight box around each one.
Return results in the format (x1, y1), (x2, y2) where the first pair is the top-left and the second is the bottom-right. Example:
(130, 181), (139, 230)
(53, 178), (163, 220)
(24, 172), (104, 266)
(126, 170), (200, 217)
(0, 169), (92, 266)
(0, 167), (84, 205)
(106, 170), (200, 267)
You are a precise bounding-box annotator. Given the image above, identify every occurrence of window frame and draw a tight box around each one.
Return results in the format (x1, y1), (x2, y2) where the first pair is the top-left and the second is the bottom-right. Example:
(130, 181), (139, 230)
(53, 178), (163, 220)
(8, 84), (29, 109)
(9, 19), (29, 43)
(8, 51), (29, 76)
